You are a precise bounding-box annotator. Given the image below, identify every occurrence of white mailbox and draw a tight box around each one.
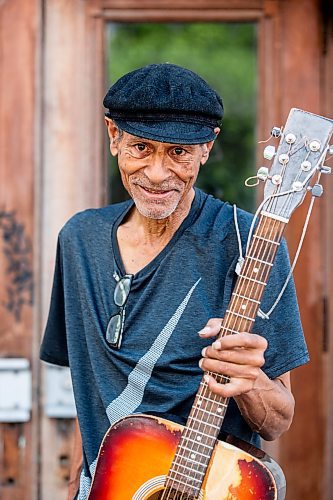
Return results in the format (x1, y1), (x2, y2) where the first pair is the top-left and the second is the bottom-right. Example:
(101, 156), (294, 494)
(0, 358), (32, 422)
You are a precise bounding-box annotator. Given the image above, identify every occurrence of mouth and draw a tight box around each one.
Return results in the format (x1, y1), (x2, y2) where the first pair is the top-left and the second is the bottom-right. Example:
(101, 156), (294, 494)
(137, 185), (177, 199)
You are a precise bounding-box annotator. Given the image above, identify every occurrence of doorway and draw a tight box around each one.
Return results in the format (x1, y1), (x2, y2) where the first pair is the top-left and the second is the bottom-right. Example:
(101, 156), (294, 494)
(106, 22), (257, 212)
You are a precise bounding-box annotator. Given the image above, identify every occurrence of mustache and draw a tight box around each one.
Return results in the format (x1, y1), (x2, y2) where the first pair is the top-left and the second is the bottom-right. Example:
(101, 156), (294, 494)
(131, 174), (182, 192)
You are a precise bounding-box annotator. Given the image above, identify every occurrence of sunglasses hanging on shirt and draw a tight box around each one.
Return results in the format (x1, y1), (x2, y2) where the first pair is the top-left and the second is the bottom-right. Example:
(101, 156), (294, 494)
(106, 273), (133, 348)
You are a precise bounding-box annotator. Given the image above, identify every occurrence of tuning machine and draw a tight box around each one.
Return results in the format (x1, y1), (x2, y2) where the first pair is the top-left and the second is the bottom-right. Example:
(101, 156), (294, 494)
(263, 145), (276, 160)
(309, 184), (324, 197)
(320, 165), (331, 174)
(245, 167), (270, 187)
(271, 126), (282, 138)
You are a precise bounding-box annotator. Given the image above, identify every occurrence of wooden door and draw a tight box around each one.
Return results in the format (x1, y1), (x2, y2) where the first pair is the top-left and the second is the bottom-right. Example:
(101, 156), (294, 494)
(1, 1), (332, 499)
(39, 1), (333, 498)
(0, 1), (38, 499)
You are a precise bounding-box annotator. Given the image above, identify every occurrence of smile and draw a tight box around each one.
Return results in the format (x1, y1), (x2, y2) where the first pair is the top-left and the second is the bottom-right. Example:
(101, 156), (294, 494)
(137, 185), (177, 199)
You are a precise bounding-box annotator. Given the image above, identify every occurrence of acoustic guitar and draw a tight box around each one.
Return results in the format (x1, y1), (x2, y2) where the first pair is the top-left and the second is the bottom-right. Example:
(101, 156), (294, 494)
(88, 109), (333, 500)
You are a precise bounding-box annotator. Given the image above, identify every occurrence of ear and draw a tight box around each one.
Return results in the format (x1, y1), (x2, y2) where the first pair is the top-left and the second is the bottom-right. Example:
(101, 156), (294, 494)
(200, 127), (220, 166)
(105, 117), (122, 156)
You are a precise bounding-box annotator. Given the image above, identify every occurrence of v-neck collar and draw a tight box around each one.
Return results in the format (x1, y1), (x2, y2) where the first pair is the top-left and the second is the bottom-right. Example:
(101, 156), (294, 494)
(111, 188), (204, 281)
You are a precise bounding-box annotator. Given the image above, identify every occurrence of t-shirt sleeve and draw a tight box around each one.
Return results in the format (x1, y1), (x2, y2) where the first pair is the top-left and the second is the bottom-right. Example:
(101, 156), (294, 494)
(254, 238), (309, 379)
(40, 237), (69, 367)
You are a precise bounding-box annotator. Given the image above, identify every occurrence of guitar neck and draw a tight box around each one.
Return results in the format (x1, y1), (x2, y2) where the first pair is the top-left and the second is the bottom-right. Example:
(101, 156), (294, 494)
(166, 213), (287, 494)
(222, 213), (286, 336)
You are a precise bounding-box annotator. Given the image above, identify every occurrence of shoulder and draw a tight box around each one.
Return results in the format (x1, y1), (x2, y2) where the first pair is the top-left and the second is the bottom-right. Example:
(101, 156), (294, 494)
(59, 200), (132, 242)
(195, 189), (254, 244)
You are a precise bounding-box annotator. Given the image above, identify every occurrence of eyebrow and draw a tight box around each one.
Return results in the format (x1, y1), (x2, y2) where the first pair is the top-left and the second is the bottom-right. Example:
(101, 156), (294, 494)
(125, 138), (196, 151)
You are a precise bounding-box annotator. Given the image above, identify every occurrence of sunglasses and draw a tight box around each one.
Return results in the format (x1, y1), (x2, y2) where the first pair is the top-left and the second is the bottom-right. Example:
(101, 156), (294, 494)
(106, 274), (133, 348)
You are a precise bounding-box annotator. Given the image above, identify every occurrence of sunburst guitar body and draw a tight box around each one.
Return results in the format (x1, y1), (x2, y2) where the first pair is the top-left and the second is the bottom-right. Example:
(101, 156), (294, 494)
(88, 415), (285, 500)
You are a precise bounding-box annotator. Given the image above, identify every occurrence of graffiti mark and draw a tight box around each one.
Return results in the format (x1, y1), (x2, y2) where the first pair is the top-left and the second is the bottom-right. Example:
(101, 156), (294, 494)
(0, 210), (33, 321)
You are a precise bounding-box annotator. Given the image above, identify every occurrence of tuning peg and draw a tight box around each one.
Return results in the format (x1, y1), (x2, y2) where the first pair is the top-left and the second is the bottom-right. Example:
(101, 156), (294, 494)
(271, 127), (282, 138)
(285, 133), (296, 144)
(257, 167), (269, 181)
(244, 167), (270, 187)
(311, 184), (324, 197)
(263, 145), (276, 160)
(320, 165), (331, 174)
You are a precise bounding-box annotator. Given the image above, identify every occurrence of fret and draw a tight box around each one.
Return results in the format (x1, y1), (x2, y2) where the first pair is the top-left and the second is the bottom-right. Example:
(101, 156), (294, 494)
(165, 475), (201, 491)
(190, 406), (224, 418)
(226, 310), (255, 322)
(187, 414), (222, 430)
(247, 256), (274, 266)
(175, 447), (211, 460)
(167, 470), (203, 483)
(169, 462), (206, 476)
(199, 378), (229, 390)
(180, 435), (215, 447)
(220, 326), (240, 334)
(253, 235), (280, 246)
(181, 435), (216, 447)
(232, 292), (260, 304)
(208, 372), (230, 383)
(195, 394), (228, 407)
(187, 415), (220, 430)
(238, 275), (267, 285)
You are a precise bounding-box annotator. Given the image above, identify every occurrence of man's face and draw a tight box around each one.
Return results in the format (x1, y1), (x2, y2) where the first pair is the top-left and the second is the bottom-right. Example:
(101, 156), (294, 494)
(107, 122), (216, 220)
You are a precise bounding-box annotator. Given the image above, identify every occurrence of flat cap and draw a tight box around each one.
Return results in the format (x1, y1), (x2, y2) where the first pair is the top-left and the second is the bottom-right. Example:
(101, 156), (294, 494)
(103, 63), (223, 144)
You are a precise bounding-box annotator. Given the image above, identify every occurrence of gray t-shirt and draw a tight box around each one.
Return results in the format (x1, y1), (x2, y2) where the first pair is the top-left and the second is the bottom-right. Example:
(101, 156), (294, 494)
(40, 188), (309, 499)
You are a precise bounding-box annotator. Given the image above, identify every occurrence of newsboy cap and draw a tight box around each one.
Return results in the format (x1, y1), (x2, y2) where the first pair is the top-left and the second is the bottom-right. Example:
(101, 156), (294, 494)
(103, 63), (223, 144)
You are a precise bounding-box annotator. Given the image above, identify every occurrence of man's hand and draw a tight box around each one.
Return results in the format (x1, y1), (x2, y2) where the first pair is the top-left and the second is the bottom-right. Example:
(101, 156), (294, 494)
(198, 317), (267, 398)
(198, 317), (295, 441)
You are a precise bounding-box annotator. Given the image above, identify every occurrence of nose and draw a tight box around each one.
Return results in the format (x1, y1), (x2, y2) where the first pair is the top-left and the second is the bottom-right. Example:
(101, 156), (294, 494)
(144, 151), (170, 185)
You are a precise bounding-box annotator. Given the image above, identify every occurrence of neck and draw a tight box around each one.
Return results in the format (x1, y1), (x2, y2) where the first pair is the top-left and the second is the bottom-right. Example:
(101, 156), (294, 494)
(127, 188), (195, 244)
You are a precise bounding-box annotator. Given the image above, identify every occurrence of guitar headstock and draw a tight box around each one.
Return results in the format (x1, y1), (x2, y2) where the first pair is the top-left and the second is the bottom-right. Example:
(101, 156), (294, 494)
(256, 109), (333, 220)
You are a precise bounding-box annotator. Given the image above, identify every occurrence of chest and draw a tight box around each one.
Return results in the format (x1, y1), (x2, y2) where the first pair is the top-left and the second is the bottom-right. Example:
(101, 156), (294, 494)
(116, 227), (171, 275)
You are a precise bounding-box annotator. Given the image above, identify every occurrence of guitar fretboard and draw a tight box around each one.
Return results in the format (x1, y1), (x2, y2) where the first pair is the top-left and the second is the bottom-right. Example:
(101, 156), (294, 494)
(165, 214), (286, 497)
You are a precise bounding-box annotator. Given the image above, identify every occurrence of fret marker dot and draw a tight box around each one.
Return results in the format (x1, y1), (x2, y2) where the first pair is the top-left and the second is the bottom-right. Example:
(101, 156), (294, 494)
(241, 304), (246, 310)
(191, 453), (196, 459)
(196, 436), (201, 441)
(217, 408), (222, 413)
(197, 399), (202, 406)
(253, 267), (259, 273)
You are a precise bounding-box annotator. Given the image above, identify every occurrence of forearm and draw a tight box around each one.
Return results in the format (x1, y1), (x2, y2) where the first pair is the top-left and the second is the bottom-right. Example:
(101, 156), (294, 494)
(234, 370), (295, 441)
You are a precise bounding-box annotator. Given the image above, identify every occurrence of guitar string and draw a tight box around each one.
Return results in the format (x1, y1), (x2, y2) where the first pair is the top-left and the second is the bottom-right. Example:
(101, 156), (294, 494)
(175, 154), (310, 498)
(197, 214), (284, 496)
(165, 214), (283, 499)
(165, 186), (286, 497)
(182, 221), (278, 498)
(270, 141), (292, 216)
(163, 214), (282, 499)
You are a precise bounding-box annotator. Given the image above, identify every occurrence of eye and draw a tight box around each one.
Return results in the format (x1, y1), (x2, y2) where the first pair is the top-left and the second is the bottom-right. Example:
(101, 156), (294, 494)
(134, 143), (147, 152)
(172, 147), (186, 156)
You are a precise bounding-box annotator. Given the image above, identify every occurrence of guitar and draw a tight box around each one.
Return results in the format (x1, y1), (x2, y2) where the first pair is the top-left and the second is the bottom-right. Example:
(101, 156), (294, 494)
(88, 109), (333, 500)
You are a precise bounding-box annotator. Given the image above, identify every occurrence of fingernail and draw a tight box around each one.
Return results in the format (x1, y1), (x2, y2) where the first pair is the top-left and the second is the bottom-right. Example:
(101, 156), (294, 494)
(199, 359), (203, 368)
(201, 347), (207, 357)
(198, 326), (211, 336)
(212, 340), (222, 350)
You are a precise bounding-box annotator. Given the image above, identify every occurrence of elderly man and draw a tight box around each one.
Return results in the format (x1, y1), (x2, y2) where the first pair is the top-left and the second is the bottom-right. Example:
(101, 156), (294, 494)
(40, 64), (308, 499)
